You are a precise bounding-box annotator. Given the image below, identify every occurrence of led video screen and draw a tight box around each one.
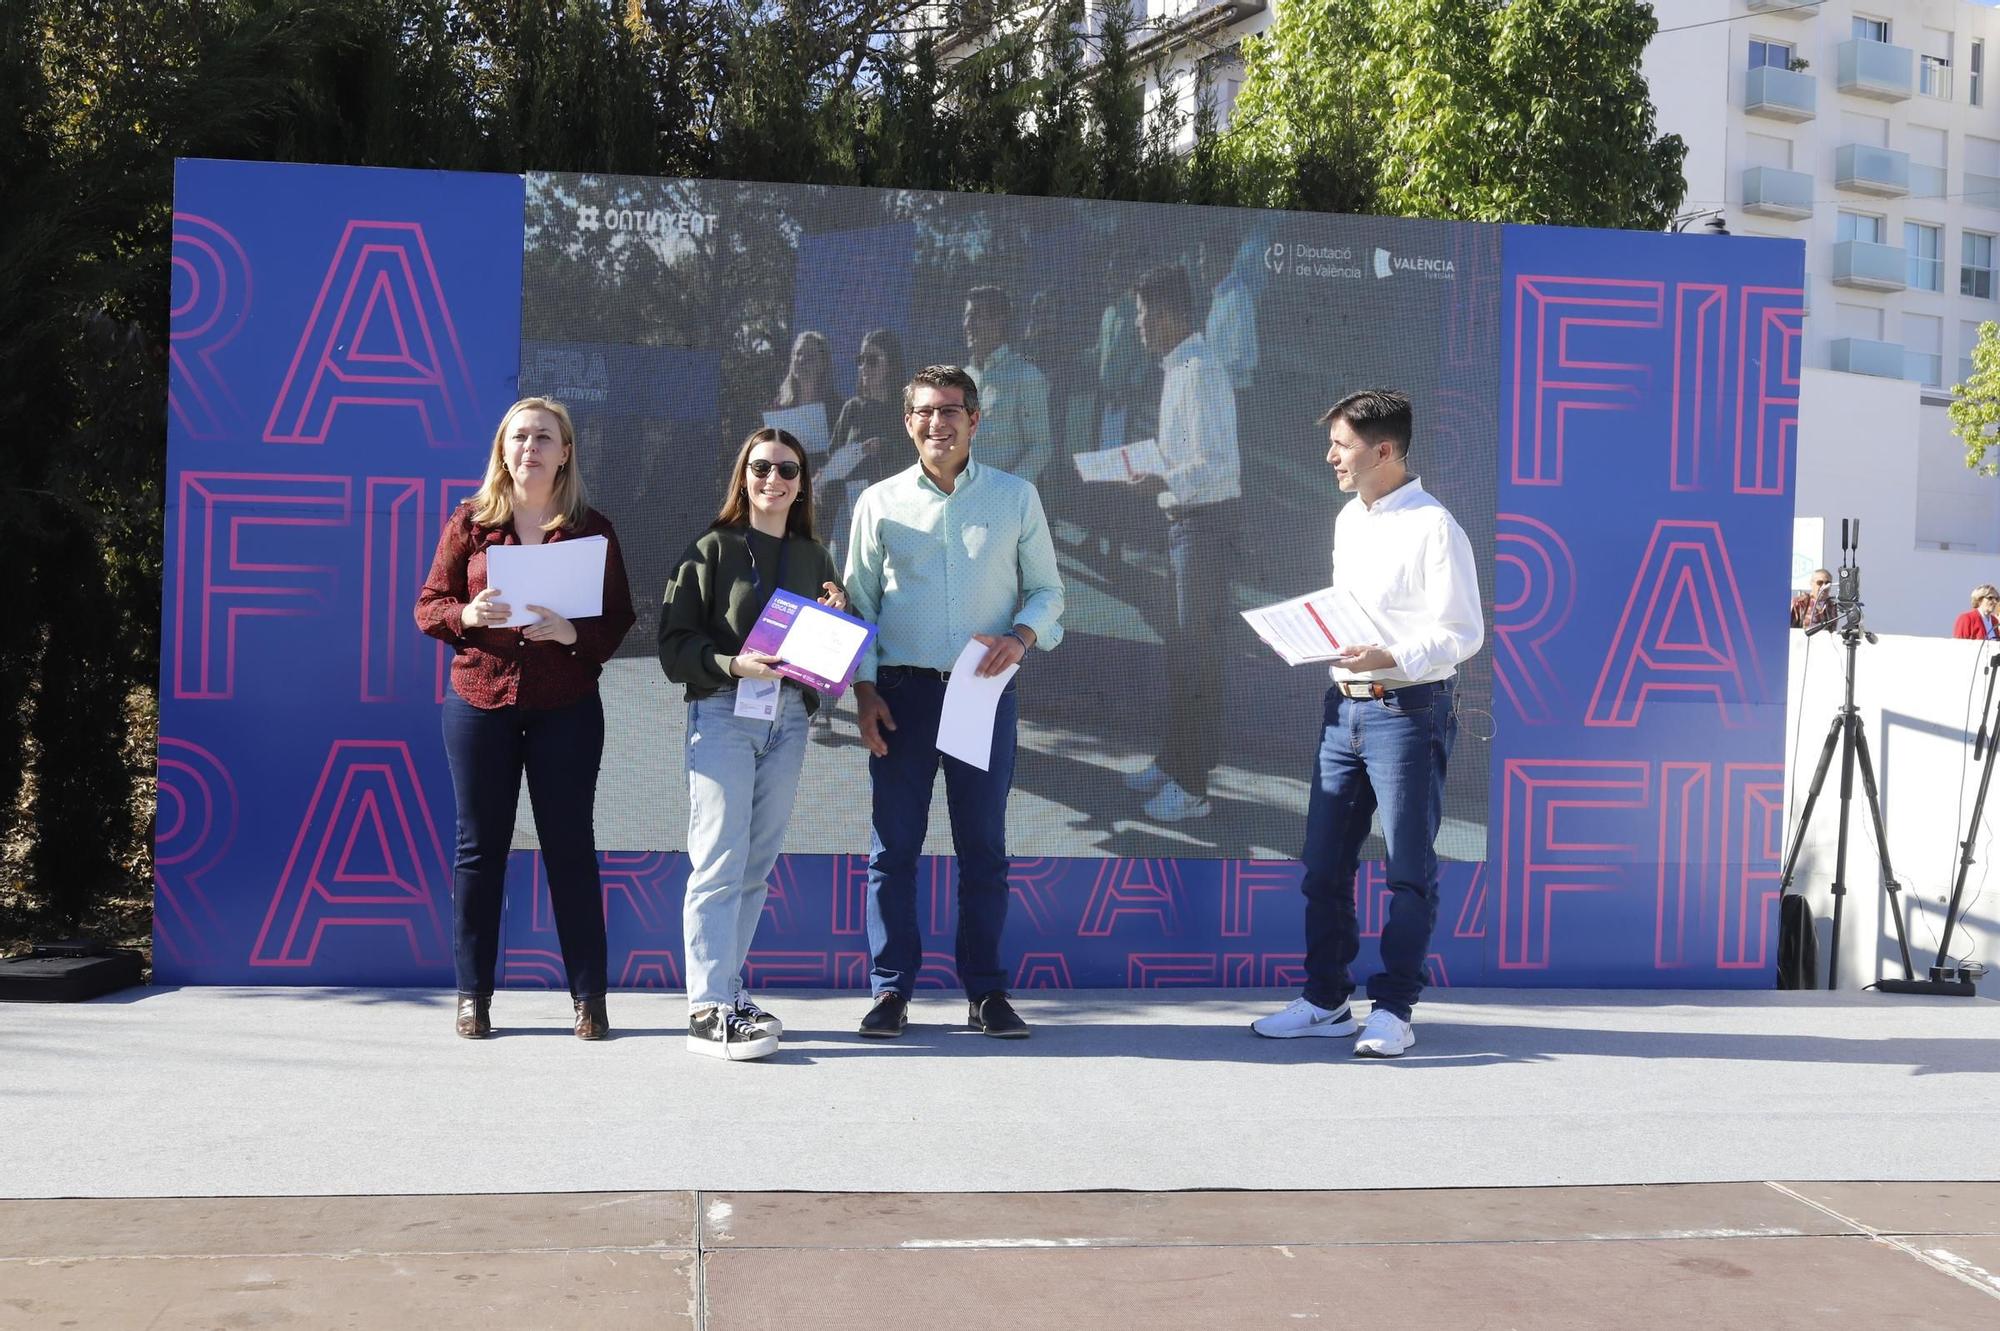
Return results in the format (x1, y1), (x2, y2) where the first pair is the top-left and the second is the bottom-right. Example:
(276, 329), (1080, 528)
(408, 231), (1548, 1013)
(518, 174), (1499, 861)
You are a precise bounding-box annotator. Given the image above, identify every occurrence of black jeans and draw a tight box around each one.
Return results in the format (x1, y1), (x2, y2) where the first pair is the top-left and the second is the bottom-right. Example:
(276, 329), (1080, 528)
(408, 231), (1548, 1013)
(441, 692), (607, 1000)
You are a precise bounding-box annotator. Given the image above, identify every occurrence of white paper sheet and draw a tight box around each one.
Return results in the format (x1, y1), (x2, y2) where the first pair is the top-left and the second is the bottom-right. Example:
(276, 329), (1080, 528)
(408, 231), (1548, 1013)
(1240, 585), (1383, 666)
(1072, 438), (1167, 483)
(936, 637), (1019, 771)
(733, 677), (781, 720)
(762, 403), (832, 455)
(483, 535), (607, 628)
(818, 435), (869, 483)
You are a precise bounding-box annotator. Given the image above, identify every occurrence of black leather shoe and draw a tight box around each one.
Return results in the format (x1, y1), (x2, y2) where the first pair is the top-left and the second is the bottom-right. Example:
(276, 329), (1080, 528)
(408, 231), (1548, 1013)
(455, 995), (491, 1040)
(573, 996), (610, 1041)
(968, 991), (1030, 1039)
(858, 991), (908, 1038)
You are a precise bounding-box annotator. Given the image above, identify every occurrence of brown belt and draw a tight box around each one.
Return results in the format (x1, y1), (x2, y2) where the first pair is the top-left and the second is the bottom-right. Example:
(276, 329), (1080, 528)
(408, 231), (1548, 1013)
(1334, 679), (1417, 700)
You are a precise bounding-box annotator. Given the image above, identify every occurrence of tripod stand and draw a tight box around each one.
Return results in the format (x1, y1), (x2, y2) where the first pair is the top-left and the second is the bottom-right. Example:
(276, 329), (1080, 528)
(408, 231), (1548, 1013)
(1877, 650), (1990, 998)
(1777, 602), (1916, 991)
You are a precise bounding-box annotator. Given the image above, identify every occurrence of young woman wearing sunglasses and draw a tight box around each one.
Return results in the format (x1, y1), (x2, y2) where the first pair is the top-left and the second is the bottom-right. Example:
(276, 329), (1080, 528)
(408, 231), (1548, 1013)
(657, 427), (849, 1060)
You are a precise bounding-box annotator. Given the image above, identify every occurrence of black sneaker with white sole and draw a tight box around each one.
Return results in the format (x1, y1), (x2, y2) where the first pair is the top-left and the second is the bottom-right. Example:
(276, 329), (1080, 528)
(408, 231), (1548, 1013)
(733, 991), (782, 1036)
(688, 1005), (779, 1061)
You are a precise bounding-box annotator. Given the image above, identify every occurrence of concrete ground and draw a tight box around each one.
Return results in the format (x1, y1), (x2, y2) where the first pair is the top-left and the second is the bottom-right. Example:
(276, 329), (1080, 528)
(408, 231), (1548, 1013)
(5, 1182), (1998, 1329)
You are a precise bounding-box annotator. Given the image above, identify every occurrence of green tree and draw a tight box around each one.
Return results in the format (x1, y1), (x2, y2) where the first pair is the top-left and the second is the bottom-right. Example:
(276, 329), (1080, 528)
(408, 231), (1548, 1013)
(1950, 320), (2000, 474)
(1223, 0), (1685, 226)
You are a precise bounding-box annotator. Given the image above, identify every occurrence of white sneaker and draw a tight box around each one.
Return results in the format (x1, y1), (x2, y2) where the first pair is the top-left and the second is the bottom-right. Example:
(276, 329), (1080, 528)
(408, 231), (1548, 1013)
(1250, 997), (1357, 1039)
(1143, 779), (1213, 822)
(1354, 1008), (1415, 1058)
(1123, 762), (1171, 794)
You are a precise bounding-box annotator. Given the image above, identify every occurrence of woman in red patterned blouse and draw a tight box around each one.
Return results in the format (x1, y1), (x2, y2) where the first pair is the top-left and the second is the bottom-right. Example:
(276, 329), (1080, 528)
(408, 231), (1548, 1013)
(415, 398), (635, 1041)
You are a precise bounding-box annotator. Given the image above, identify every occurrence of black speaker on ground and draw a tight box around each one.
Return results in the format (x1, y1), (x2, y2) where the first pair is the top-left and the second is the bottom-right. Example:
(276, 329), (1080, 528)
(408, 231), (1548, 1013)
(0, 940), (143, 1002)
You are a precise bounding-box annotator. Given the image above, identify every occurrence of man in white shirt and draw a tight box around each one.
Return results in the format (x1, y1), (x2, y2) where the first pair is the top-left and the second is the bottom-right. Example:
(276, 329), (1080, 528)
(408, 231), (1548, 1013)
(1122, 265), (1242, 822)
(1251, 389), (1482, 1057)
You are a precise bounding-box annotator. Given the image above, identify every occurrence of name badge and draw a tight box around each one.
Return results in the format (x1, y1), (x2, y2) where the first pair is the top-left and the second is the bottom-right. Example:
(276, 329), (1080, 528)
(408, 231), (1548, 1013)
(734, 677), (781, 720)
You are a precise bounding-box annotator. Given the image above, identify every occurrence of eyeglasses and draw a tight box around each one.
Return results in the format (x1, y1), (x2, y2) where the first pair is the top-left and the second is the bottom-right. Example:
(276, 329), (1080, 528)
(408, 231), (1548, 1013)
(908, 405), (970, 423)
(855, 352), (885, 367)
(747, 459), (801, 480)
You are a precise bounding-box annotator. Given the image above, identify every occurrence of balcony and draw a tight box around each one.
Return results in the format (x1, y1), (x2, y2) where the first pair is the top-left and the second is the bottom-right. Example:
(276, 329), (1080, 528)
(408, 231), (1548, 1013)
(1835, 143), (1910, 196)
(1741, 166), (1814, 219)
(1838, 38), (1914, 101)
(1747, 0), (1820, 16)
(1829, 337), (1907, 378)
(1746, 65), (1817, 121)
(1910, 162), (1947, 198)
(1831, 239), (1906, 290)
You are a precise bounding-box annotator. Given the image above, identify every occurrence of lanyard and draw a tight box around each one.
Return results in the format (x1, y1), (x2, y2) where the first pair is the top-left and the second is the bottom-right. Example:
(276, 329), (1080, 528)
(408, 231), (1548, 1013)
(746, 531), (790, 610)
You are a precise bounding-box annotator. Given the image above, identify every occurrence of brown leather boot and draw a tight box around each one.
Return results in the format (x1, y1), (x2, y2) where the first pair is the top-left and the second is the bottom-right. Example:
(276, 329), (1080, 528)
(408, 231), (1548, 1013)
(573, 995), (609, 1040)
(455, 995), (491, 1039)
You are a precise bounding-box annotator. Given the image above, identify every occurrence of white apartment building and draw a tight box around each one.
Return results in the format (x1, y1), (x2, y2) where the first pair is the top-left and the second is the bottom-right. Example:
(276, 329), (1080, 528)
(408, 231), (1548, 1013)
(1648, 0), (2000, 632)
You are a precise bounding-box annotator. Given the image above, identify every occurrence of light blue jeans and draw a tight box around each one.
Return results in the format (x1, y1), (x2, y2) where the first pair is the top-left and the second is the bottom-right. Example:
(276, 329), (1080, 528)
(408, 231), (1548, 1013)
(683, 686), (810, 1010)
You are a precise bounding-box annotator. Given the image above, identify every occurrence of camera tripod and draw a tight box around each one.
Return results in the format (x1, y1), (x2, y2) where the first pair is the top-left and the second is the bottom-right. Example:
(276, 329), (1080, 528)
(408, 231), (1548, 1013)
(1777, 521), (1916, 989)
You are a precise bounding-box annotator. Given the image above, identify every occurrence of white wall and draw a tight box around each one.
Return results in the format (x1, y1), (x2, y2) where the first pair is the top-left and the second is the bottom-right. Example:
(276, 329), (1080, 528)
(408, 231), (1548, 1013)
(1785, 629), (1999, 994)
(1795, 367), (2000, 631)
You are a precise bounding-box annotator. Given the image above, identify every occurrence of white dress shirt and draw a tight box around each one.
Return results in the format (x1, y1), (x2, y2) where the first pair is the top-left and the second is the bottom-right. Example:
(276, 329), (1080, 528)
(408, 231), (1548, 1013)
(1329, 476), (1483, 684)
(1156, 332), (1241, 510)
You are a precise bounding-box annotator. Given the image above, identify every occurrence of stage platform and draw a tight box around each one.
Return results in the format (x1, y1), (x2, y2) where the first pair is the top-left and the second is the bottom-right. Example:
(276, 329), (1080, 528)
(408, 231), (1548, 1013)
(3, 987), (1996, 1199)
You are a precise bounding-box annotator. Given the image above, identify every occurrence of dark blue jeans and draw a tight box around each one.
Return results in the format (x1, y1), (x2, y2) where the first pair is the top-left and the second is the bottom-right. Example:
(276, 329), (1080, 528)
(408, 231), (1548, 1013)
(1298, 680), (1456, 1020)
(1158, 499), (1238, 798)
(865, 667), (1017, 999)
(441, 691), (607, 1001)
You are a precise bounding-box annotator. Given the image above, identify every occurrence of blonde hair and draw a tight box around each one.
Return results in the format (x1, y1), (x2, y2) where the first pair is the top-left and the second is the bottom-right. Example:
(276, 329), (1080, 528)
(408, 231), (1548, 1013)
(470, 398), (588, 532)
(1974, 584), (2000, 607)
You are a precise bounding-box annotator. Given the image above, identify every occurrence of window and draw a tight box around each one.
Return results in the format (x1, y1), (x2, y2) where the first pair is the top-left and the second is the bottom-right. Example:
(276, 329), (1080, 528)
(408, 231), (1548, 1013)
(1745, 132), (1794, 170)
(1963, 321), (1984, 385)
(1966, 233), (1996, 299)
(1750, 39), (1794, 70)
(1907, 222), (1943, 290)
(1975, 40), (1986, 106)
(1836, 303), (1885, 341)
(1906, 313), (1943, 387)
(1921, 55), (1953, 98)
(1853, 16), (1890, 44)
(1838, 211), (1885, 244)
(1910, 126), (1948, 198)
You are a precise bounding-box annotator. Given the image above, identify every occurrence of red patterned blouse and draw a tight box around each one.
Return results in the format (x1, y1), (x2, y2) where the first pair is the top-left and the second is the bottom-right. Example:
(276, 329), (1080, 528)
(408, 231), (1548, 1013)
(414, 503), (636, 710)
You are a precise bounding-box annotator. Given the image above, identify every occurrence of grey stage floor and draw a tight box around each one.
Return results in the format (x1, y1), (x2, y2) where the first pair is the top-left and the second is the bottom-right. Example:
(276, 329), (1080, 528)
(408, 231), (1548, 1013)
(2, 987), (1996, 1200)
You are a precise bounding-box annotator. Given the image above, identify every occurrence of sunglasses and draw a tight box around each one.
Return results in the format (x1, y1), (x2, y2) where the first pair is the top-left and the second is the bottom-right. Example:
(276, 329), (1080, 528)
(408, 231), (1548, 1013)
(855, 352), (885, 367)
(747, 459), (801, 480)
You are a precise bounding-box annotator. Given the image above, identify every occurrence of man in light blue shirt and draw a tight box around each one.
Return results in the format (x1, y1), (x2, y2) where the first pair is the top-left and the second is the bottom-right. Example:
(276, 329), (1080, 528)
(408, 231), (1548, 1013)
(844, 364), (1065, 1040)
(964, 285), (1054, 483)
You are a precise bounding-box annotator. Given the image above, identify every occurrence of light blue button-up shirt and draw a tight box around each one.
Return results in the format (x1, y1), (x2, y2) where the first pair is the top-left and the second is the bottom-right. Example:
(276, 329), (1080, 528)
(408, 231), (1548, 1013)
(844, 459), (1065, 683)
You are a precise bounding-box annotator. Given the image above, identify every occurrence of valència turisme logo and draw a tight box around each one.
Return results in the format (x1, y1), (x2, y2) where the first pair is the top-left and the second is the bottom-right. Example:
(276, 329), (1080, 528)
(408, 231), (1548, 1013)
(1374, 247), (1457, 280)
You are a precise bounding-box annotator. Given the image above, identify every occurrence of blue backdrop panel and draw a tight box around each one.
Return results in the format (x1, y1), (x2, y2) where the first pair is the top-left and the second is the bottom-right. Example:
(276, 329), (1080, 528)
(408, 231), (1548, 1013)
(156, 160), (525, 985)
(1484, 225), (1803, 987)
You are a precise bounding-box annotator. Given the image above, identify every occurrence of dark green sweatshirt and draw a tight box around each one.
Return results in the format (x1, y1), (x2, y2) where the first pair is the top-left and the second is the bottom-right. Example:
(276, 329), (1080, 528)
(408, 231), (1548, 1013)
(657, 525), (842, 714)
